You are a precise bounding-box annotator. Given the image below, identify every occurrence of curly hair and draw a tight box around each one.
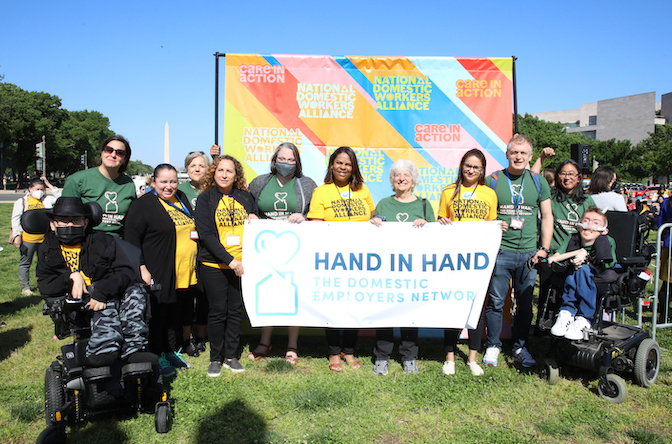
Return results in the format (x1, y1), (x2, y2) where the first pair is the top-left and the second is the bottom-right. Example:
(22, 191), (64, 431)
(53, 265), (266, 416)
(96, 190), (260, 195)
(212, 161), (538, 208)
(200, 155), (246, 192)
(323, 146), (365, 191)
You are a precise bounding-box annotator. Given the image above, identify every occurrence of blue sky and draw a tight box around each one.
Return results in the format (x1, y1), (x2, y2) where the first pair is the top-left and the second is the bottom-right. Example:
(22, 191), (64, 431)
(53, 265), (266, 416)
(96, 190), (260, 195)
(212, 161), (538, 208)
(2, 1), (670, 167)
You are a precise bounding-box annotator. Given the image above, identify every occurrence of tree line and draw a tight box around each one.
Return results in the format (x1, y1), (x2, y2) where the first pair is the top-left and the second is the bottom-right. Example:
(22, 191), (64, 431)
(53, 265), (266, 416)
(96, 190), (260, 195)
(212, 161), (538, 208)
(518, 113), (672, 184)
(0, 80), (152, 186)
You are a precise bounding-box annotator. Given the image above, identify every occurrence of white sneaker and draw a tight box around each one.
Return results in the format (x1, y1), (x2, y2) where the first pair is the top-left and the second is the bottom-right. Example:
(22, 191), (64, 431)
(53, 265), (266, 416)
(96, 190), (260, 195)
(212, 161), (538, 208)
(442, 361), (455, 375)
(467, 361), (484, 376)
(550, 310), (574, 337)
(483, 347), (500, 367)
(564, 316), (592, 341)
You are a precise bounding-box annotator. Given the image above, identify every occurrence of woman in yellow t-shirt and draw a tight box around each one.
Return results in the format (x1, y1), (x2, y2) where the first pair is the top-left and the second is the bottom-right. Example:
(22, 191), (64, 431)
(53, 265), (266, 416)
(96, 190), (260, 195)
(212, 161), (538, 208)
(308, 146), (375, 372)
(125, 164), (198, 376)
(438, 149), (504, 377)
(195, 155), (259, 376)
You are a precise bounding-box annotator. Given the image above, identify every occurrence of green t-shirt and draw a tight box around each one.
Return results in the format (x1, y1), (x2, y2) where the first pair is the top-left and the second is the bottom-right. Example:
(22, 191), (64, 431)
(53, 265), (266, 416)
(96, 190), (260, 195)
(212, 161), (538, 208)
(557, 234), (617, 273)
(177, 181), (200, 209)
(62, 168), (136, 237)
(374, 195), (436, 223)
(550, 194), (596, 252)
(485, 169), (551, 253)
(257, 177), (298, 220)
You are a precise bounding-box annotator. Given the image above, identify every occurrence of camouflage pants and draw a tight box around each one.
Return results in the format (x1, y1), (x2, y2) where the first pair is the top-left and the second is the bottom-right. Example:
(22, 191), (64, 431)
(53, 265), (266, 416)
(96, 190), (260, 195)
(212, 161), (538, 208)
(86, 284), (150, 362)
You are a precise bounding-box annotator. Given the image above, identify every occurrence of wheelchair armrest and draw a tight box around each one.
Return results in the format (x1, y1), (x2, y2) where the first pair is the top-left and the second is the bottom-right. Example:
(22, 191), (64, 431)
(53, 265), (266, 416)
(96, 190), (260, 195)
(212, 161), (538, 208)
(619, 256), (649, 266)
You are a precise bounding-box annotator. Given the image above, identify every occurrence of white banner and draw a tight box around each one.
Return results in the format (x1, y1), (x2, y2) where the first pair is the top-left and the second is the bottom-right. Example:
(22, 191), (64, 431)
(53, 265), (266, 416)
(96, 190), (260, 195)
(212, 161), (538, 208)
(241, 220), (501, 329)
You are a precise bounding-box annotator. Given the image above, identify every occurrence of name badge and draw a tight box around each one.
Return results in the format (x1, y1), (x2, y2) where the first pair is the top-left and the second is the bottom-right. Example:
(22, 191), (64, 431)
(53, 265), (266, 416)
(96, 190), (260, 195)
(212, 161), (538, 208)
(510, 217), (524, 230)
(226, 235), (240, 246)
(190, 231), (199, 240)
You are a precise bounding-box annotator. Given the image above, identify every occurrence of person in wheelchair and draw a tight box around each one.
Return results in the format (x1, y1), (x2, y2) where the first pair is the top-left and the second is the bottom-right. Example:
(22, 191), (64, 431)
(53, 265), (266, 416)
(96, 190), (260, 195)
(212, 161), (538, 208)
(36, 196), (150, 367)
(548, 206), (618, 340)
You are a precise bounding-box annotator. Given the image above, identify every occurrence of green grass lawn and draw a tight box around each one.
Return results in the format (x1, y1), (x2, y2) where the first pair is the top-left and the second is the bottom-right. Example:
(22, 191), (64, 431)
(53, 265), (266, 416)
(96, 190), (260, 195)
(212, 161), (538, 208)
(1, 202), (671, 444)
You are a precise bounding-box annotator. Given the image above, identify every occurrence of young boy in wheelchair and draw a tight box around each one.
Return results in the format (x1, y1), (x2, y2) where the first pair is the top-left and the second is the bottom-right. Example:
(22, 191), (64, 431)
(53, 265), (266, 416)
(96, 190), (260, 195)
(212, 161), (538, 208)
(548, 206), (618, 340)
(36, 196), (151, 367)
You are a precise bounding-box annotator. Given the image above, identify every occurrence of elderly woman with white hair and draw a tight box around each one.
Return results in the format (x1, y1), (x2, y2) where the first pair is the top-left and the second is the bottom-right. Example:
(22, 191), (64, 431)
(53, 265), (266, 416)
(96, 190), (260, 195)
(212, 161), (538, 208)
(178, 151), (211, 209)
(370, 159), (435, 375)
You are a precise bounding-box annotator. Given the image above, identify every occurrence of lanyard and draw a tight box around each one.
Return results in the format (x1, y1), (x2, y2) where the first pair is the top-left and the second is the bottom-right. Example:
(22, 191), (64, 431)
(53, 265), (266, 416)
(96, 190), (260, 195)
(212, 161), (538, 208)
(334, 183), (352, 220)
(220, 194), (238, 234)
(154, 191), (192, 218)
(505, 169), (525, 214)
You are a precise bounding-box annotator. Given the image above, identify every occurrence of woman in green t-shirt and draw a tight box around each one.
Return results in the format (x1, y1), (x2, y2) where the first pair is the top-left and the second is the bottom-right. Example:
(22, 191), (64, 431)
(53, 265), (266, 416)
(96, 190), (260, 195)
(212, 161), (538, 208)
(369, 159), (435, 376)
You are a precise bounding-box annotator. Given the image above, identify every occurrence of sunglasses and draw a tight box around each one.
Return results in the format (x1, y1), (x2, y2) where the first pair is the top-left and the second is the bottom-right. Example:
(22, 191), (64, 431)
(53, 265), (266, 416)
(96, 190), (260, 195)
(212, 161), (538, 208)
(102, 146), (126, 158)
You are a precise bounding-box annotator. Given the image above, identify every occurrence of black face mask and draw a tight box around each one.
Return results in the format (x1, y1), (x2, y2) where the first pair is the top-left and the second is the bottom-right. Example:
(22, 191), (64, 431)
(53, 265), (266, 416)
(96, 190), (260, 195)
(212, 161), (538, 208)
(55, 226), (86, 246)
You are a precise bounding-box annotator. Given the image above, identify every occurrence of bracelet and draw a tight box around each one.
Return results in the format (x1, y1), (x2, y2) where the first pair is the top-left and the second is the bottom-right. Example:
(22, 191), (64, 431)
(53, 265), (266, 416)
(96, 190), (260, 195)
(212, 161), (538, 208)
(540, 247), (550, 254)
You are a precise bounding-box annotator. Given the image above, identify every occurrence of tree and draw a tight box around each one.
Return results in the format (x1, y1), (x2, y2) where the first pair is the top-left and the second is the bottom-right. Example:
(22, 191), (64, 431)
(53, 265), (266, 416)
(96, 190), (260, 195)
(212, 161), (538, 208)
(0, 82), (66, 183)
(54, 110), (114, 174)
(634, 124), (672, 184)
(126, 160), (153, 176)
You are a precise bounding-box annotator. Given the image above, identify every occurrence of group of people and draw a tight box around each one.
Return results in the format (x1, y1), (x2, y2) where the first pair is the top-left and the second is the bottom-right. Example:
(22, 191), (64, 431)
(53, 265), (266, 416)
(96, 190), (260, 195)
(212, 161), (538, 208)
(17, 132), (645, 378)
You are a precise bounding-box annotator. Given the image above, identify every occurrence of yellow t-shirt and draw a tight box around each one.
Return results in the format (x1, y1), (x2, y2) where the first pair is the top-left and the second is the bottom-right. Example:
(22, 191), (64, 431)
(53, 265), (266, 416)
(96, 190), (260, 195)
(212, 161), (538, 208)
(23, 196), (46, 243)
(159, 197), (197, 289)
(202, 195), (248, 269)
(438, 184), (498, 221)
(60, 244), (91, 286)
(307, 183), (375, 221)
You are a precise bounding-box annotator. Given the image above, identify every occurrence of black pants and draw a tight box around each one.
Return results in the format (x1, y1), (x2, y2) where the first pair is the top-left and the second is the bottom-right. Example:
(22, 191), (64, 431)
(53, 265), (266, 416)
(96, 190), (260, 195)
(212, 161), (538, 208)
(444, 308), (486, 353)
(199, 264), (242, 362)
(325, 328), (358, 356)
(373, 328), (418, 362)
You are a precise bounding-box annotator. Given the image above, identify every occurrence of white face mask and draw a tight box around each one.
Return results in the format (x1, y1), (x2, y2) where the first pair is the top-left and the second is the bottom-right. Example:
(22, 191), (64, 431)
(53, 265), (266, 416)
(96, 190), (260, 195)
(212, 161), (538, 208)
(31, 190), (44, 200)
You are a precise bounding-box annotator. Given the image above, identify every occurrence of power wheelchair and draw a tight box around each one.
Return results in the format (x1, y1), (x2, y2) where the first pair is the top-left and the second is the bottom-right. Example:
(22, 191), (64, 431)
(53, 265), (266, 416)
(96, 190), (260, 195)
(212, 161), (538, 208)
(535, 210), (660, 403)
(22, 203), (173, 443)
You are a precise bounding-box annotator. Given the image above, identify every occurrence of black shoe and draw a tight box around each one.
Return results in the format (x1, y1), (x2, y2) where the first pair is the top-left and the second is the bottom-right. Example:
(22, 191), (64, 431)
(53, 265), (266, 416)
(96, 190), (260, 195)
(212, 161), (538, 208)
(183, 339), (199, 357)
(194, 338), (207, 354)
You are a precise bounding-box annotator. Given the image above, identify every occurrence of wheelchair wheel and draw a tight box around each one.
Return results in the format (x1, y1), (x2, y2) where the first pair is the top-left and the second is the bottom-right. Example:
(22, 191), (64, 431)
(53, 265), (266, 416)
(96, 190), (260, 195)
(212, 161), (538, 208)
(633, 338), (661, 388)
(598, 374), (628, 403)
(155, 402), (172, 434)
(45, 367), (65, 427)
(35, 425), (67, 444)
(541, 357), (559, 385)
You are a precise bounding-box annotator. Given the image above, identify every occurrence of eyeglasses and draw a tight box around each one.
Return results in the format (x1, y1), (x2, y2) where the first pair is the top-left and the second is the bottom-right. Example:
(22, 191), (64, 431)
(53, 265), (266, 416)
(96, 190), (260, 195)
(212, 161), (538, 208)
(580, 218), (605, 226)
(102, 146), (126, 158)
(463, 164), (483, 172)
(277, 156), (296, 164)
(558, 172), (579, 178)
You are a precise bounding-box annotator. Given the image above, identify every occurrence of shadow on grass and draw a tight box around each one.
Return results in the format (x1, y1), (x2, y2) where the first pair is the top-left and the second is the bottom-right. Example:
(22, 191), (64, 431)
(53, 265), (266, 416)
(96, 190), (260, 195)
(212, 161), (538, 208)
(0, 295), (43, 316)
(65, 418), (130, 444)
(0, 325), (32, 362)
(195, 398), (267, 443)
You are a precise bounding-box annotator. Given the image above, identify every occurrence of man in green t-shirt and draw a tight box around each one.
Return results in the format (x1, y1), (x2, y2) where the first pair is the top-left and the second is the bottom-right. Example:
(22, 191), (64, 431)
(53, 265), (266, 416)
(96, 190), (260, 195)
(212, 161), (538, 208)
(483, 134), (553, 368)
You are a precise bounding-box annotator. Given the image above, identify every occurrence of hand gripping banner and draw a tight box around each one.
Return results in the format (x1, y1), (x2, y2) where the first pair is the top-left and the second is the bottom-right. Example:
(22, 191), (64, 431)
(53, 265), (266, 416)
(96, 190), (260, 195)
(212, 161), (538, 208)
(224, 54), (513, 207)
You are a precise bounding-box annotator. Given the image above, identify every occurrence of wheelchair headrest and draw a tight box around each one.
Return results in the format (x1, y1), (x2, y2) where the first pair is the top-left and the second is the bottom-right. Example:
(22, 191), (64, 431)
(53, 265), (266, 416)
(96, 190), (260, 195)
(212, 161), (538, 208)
(605, 211), (638, 260)
(21, 202), (103, 235)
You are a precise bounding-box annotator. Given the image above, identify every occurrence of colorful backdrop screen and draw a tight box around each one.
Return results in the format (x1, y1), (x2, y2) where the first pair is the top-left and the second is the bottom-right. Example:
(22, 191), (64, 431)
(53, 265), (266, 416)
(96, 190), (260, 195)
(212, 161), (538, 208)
(224, 54), (513, 205)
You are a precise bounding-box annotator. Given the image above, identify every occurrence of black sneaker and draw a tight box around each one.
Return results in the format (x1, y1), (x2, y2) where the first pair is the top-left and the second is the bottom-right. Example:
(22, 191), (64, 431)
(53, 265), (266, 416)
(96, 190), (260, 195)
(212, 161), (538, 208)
(183, 339), (199, 357)
(222, 358), (245, 373)
(194, 338), (207, 354)
(207, 361), (222, 377)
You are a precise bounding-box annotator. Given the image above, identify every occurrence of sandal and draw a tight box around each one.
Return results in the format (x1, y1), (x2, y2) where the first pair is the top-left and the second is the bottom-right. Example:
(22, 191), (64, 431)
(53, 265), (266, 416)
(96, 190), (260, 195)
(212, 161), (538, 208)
(340, 352), (361, 369)
(284, 347), (299, 365)
(247, 343), (271, 361)
(328, 355), (342, 372)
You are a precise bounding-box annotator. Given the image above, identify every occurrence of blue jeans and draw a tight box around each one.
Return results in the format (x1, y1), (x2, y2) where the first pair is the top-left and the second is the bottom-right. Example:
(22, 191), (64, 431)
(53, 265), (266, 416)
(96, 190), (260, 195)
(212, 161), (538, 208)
(485, 249), (537, 351)
(560, 265), (597, 321)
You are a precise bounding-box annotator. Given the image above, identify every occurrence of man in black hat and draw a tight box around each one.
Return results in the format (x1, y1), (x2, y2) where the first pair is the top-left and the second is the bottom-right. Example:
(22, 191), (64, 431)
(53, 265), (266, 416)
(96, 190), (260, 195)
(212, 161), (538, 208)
(37, 197), (150, 366)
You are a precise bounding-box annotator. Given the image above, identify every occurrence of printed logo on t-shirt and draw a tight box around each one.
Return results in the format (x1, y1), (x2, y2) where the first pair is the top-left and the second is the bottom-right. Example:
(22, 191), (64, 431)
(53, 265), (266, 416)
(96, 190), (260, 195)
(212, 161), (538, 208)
(104, 191), (119, 213)
(566, 203), (579, 222)
(274, 192), (288, 211)
(510, 184), (524, 205)
(396, 212), (409, 222)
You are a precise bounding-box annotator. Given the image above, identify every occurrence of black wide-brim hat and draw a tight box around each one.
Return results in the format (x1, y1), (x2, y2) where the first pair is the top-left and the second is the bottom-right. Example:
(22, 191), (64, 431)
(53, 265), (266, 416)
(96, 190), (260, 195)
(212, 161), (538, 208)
(46, 197), (89, 219)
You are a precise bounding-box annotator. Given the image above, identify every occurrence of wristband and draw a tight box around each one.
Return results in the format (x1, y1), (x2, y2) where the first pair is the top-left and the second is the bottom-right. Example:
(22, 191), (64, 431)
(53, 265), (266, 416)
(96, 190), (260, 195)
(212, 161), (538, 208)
(540, 247), (550, 255)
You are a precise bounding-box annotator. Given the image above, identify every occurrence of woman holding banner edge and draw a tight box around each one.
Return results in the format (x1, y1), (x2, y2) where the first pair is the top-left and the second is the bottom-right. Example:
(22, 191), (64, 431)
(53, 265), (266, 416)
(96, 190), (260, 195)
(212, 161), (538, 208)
(246, 142), (317, 365)
(438, 148), (505, 376)
(307, 146), (375, 372)
(369, 159), (435, 375)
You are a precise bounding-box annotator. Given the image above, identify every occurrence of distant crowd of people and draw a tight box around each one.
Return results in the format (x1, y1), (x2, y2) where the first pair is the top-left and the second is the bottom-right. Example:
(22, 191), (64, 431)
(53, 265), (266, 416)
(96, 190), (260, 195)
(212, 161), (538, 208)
(12, 134), (672, 377)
